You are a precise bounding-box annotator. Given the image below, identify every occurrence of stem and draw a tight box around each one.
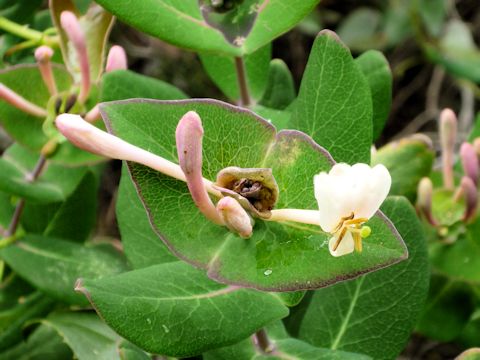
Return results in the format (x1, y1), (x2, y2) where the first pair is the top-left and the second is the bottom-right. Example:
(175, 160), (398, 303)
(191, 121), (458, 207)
(235, 56), (250, 107)
(254, 329), (273, 354)
(5, 155), (47, 238)
(0, 17), (58, 47)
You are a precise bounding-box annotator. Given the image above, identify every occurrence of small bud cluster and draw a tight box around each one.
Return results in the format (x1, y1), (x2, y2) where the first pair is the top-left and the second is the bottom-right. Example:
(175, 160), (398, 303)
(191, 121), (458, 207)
(417, 108), (478, 226)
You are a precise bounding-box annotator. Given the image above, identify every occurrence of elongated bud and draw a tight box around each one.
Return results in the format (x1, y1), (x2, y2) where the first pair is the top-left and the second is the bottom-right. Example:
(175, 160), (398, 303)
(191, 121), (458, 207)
(216, 197), (253, 238)
(106, 45), (127, 72)
(457, 177), (478, 221)
(84, 104), (100, 123)
(460, 142), (479, 185)
(34, 46), (57, 95)
(440, 108), (457, 189)
(473, 138), (480, 157)
(176, 111), (224, 225)
(56, 113), (187, 181)
(60, 11), (90, 103)
(417, 177), (437, 226)
(0, 83), (47, 117)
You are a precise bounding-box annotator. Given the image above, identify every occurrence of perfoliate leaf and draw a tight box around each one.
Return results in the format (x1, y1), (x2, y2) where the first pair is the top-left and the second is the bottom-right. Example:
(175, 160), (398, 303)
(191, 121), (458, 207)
(101, 99), (406, 291)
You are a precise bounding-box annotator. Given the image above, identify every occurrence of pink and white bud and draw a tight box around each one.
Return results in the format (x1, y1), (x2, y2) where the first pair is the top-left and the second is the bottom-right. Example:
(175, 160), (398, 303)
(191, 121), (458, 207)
(34, 46), (57, 96)
(417, 177), (437, 226)
(56, 113), (187, 182)
(60, 11), (90, 103)
(440, 108), (457, 189)
(84, 105), (100, 123)
(216, 197), (253, 238)
(176, 111), (224, 225)
(0, 83), (47, 117)
(460, 142), (479, 185)
(106, 45), (127, 72)
(459, 176), (478, 222)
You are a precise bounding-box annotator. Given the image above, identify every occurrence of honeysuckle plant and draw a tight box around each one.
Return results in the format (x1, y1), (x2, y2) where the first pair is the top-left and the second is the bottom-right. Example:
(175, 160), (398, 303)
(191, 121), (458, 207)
(0, 1), (438, 360)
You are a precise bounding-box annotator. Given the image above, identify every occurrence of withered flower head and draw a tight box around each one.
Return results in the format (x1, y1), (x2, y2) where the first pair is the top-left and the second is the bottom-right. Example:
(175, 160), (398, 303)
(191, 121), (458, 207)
(214, 167), (279, 219)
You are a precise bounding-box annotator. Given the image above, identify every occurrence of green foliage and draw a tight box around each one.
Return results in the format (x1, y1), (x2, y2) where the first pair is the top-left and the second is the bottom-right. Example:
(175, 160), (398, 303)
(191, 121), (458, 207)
(116, 164), (176, 268)
(93, 0), (319, 55)
(355, 50), (392, 141)
(103, 99), (406, 290)
(372, 137), (434, 201)
(78, 261), (289, 357)
(0, 236), (128, 305)
(259, 59), (296, 110)
(290, 30), (373, 164)
(288, 197), (429, 360)
(200, 44), (271, 101)
(100, 70), (187, 102)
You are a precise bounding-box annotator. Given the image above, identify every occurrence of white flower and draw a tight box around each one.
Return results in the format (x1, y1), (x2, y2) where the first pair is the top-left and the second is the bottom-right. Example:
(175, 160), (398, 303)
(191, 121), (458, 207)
(314, 163), (391, 257)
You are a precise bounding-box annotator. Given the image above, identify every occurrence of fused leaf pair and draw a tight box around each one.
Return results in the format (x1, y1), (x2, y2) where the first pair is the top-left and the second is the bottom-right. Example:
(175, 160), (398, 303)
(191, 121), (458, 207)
(56, 99), (407, 291)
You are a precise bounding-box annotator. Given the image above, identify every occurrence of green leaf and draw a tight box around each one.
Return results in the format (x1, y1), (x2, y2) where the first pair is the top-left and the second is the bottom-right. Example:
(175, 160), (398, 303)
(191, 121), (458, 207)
(0, 324), (73, 360)
(0, 144), (87, 203)
(100, 70), (188, 102)
(117, 164), (176, 268)
(429, 218), (480, 284)
(101, 99), (406, 290)
(291, 197), (429, 360)
(93, 0), (319, 55)
(21, 171), (98, 242)
(77, 261), (289, 357)
(290, 30), (373, 164)
(252, 105), (291, 130)
(425, 20), (480, 83)
(0, 64), (72, 152)
(355, 50), (392, 141)
(417, 0), (447, 37)
(50, 0), (114, 81)
(0, 236), (129, 306)
(199, 44), (271, 101)
(371, 136), (434, 201)
(93, 0), (239, 55)
(259, 59), (296, 110)
(416, 274), (475, 342)
(337, 8), (383, 52)
(0, 292), (53, 351)
(242, 0), (320, 54)
(204, 321), (372, 360)
(42, 312), (127, 360)
(431, 189), (465, 226)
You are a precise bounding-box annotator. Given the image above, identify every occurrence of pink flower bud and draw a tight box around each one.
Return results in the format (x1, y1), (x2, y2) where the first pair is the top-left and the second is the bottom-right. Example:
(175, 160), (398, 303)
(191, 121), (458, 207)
(440, 108), (457, 189)
(60, 11), (90, 103)
(417, 177), (437, 226)
(106, 45), (127, 72)
(459, 176), (478, 222)
(176, 111), (224, 225)
(35, 46), (57, 96)
(460, 142), (479, 185)
(84, 104), (100, 123)
(216, 197), (253, 238)
(0, 83), (47, 117)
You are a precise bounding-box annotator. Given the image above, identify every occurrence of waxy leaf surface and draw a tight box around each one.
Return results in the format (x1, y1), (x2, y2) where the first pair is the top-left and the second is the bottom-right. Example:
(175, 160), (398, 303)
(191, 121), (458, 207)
(0, 235), (128, 306)
(289, 197), (429, 360)
(102, 99), (407, 291)
(290, 30), (372, 164)
(93, 0), (319, 55)
(78, 261), (289, 357)
(117, 164), (176, 269)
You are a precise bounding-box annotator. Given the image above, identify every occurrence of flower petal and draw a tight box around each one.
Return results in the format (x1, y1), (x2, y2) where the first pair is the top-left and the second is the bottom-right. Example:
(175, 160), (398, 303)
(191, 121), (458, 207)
(328, 232), (354, 257)
(354, 164), (391, 219)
